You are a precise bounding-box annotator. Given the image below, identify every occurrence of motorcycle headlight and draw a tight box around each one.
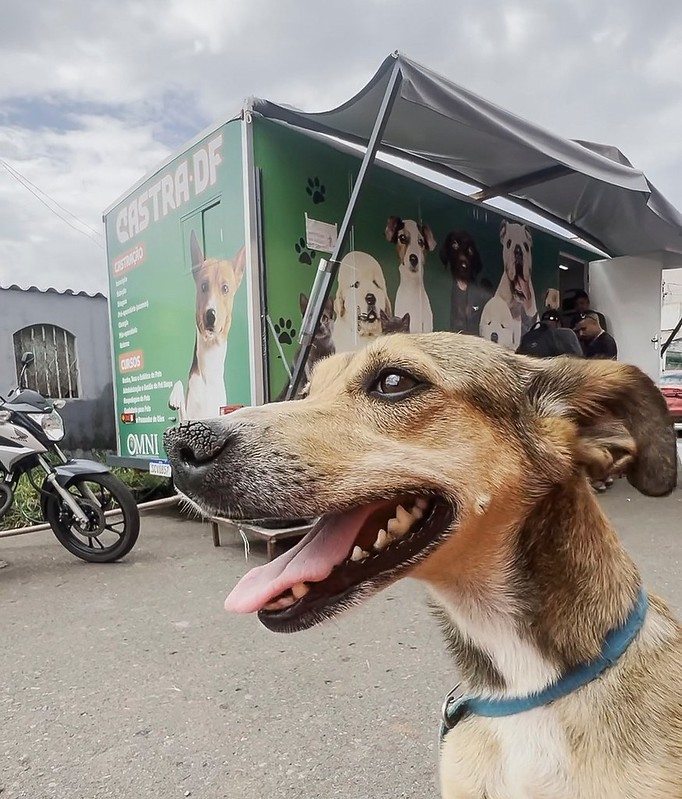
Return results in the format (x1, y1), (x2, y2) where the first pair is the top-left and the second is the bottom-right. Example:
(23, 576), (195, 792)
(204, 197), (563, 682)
(39, 410), (65, 441)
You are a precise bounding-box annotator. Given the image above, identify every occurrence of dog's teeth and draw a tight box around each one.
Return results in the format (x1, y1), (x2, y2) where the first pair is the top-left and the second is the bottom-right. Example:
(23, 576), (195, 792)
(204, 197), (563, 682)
(410, 505), (423, 520)
(351, 546), (369, 562)
(264, 593), (296, 611)
(396, 504), (413, 526)
(387, 505), (412, 537)
(373, 529), (390, 551)
(291, 582), (309, 599)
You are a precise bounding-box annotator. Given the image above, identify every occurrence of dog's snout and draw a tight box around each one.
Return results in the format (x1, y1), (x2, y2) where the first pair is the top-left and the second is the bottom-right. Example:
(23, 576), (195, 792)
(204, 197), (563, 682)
(164, 420), (232, 474)
(409, 253), (419, 268)
(365, 292), (376, 306)
(491, 332), (499, 344)
(205, 308), (217, 329)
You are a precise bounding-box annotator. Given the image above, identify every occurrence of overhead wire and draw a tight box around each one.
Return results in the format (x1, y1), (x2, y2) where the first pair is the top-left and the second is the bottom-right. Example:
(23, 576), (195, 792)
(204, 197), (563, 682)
(0, 158), (104, 249)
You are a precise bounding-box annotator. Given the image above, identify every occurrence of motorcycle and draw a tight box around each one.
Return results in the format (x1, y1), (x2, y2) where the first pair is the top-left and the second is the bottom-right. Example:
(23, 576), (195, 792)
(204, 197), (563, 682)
(0, 352), (140, 562)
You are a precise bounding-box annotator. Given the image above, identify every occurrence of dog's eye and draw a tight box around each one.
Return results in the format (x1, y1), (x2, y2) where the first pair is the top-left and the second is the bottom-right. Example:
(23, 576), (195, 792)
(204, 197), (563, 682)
(452, 241), (459, 250)
(468, 247), (473, 255)
(523, 243), (530, 252)
(371, 370), (421, 399)
(351, 281), (359, 289)
(221, 283), (229, 294)
(506, 240), (511, 249)
(201, 281), (209, 292)
(398, 234), (408, 243)
(418, 238), (424, 248)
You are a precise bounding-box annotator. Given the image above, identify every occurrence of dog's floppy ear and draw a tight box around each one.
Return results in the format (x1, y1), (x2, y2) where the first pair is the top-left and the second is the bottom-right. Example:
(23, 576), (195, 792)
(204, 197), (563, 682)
(190, 230), (205, 273)
(524, 225), (533, 248)
(420, 224), (437, 252)
(300, 293), (309, 316)
(527, 358), (677, 497)
(439, 232), (453, 266)
(233, 246), (246, 287)
(385, 216), (403, 242)
(499, 220), (508, 245)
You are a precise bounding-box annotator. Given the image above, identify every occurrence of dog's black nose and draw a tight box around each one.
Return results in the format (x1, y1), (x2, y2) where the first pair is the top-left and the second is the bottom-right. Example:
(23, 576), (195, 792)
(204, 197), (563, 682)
(409, 253), (419, 267)
(365, 292), (376, 306)
(491, 332), (499, 344)
(205, 308), (216, 329)
(164, 421), (233, 490)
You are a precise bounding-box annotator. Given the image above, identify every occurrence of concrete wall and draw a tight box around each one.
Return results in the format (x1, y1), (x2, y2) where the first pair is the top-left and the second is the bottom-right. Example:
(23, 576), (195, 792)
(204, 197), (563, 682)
(0, 287), (115, 452)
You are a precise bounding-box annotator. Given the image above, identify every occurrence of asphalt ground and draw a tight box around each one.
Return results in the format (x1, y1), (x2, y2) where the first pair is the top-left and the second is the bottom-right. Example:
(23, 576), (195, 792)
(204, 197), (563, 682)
(1, 479), (680, 798)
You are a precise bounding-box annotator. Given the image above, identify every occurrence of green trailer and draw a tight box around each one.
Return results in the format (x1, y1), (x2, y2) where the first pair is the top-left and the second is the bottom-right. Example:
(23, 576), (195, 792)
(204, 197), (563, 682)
(103, 107), (597, 473)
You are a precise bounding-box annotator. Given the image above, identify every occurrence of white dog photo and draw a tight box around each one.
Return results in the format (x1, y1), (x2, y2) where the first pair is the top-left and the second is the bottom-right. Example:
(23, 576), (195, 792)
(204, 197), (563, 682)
(495, 220), (538, 342)
(479, 296), (518, 349)
(333, 251), (392, 353)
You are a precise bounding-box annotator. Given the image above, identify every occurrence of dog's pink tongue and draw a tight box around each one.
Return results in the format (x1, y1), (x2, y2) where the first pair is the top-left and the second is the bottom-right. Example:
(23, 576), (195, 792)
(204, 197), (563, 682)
(225, 504), (378, 614)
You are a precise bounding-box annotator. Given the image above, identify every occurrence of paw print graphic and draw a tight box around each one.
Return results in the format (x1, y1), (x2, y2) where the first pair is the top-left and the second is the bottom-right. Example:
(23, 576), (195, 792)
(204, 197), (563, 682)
(306, 177), (326, 204)
(274, 318), (296, 345)
(294, 237), (316, 265)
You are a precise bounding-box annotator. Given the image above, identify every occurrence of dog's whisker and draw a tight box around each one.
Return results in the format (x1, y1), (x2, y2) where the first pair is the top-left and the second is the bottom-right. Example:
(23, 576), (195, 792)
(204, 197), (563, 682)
(238, 528), (251, 560)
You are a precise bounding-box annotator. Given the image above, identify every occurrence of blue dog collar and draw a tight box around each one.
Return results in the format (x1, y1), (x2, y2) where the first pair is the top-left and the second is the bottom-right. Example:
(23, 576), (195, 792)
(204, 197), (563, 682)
(439, 588), (648, 742)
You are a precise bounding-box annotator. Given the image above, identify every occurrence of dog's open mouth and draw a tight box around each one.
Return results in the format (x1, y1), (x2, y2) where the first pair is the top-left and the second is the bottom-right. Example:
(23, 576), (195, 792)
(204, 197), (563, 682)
(224, 494), (453, 632)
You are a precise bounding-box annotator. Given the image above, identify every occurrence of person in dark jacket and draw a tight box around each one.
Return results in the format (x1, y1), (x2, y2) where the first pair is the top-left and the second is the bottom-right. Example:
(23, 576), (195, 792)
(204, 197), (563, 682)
(574, 312), (618, 360)
(573, 311), (619, 494)
(541, 310), (584, 356)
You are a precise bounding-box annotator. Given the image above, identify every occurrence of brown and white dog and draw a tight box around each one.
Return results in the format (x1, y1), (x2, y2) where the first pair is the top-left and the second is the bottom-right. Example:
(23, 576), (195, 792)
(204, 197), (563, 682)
(165, 333), (680, 798)
(385, 217), (437, 333)
(168, 231), (245, 421)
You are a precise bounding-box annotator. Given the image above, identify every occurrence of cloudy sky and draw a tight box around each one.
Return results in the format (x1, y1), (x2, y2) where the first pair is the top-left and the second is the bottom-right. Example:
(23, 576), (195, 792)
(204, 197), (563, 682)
(2, 0), (682, 296)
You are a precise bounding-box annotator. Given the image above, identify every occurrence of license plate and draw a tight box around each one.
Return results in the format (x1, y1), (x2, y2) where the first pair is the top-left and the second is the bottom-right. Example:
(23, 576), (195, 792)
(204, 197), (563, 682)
(149, 460), (172, 478)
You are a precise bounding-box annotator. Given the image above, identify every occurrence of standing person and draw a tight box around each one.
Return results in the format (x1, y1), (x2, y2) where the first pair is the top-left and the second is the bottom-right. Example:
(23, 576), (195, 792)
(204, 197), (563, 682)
(569, 290), (608, 332)
(574, 311), (618, 494)
(574, 312), (618, 360)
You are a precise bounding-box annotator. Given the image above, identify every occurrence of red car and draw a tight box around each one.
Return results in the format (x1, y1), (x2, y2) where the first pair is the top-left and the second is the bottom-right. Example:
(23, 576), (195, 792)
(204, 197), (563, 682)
(659, 370), (682, 429)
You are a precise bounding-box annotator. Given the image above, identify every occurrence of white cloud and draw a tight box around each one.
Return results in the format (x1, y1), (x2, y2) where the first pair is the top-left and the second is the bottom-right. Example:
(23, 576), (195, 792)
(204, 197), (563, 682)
(2, 0), (682, 294)
(0, 117), (168, 294)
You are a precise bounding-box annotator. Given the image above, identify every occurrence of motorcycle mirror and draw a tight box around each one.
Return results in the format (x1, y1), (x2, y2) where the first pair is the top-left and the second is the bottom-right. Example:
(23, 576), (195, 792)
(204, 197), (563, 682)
(21, 352), (35, 367)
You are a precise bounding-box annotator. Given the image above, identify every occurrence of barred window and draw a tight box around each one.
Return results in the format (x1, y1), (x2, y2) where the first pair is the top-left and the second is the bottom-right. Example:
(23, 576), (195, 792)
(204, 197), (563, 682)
(13, 324), (80, 399)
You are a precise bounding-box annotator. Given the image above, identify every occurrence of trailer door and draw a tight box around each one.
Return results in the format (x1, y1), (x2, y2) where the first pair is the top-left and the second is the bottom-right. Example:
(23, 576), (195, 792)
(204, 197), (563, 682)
(588, 255), (663, 381)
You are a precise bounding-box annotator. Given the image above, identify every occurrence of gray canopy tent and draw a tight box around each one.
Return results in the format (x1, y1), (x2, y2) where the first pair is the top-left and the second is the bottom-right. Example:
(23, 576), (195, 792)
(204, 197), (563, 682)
(249, 51), (682, 397)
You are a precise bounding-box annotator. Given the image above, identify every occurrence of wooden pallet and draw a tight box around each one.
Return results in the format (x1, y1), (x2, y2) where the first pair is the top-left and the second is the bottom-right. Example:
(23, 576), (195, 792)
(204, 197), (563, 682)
(210, 517), (312, 561)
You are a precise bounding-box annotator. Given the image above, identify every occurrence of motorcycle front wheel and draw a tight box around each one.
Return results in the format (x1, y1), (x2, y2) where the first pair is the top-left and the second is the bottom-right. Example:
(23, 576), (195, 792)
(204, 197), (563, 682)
(44, 473), (140, 563)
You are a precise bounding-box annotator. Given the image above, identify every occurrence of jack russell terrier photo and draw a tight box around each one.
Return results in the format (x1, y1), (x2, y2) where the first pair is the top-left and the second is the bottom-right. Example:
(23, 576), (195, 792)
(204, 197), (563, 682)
(168, 230), (245, 421)
(385, 216), (436, 333)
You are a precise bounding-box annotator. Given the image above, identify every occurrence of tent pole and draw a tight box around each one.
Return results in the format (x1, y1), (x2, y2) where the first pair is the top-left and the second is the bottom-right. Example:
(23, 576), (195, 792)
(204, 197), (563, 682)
(285, 57), (403, 400)
(661, 315), (682, 357)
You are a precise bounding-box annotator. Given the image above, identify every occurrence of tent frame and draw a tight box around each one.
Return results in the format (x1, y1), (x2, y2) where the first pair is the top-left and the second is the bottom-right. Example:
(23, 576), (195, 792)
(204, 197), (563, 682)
(283, 57), (588, 398)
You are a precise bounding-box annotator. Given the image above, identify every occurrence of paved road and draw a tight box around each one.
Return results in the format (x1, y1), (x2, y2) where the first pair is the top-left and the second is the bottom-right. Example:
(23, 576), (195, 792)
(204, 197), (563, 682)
(1, 481), (680, 799)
